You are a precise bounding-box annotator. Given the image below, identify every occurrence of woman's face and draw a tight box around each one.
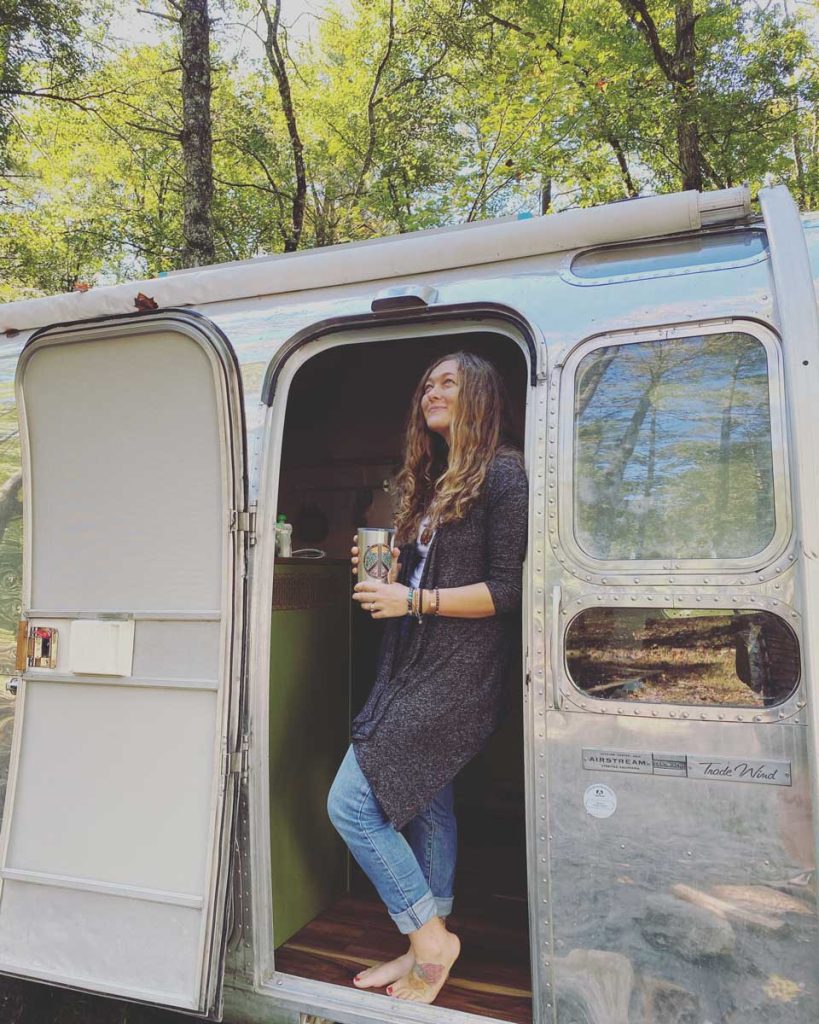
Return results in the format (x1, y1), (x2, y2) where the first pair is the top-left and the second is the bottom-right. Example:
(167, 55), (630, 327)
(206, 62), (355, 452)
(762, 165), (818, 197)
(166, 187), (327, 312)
(421, 358), (460, 444)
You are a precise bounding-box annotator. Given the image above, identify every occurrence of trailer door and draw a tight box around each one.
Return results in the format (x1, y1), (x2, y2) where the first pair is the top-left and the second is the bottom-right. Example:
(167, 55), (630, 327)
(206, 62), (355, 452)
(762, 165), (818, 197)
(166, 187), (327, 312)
(0, 312), (248, 1015)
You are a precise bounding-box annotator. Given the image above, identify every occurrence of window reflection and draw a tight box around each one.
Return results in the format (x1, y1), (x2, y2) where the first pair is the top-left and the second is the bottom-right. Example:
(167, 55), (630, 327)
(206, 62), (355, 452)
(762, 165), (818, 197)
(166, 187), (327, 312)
(566, 608), (800, 708)
(574, 332), (775, 561)
(570, 229), (767, 280)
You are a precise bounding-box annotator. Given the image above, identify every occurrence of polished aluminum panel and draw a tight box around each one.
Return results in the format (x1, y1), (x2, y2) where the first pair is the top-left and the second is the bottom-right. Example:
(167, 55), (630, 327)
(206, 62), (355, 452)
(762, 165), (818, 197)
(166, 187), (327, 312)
(546, 712), (817, 1023)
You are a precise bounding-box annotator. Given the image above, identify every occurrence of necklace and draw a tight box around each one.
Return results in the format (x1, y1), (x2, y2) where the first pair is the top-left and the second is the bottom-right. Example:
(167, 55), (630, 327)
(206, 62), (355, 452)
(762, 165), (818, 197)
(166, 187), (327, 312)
(420, 512), (436, 546)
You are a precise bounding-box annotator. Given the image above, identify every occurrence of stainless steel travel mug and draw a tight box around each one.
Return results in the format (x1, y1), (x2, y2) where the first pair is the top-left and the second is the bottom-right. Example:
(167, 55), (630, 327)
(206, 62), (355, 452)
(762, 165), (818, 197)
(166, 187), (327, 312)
(357, 528), (393, 584)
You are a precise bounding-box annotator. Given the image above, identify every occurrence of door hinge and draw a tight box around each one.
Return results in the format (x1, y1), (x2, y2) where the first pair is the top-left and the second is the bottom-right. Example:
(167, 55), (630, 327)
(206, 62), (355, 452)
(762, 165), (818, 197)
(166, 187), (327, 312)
(224, 736), (249, 780)
(230, 506), (257, 546)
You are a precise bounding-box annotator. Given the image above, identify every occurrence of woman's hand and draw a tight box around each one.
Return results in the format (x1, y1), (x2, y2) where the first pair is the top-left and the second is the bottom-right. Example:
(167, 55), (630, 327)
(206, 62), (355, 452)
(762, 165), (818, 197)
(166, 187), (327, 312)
(352, 579), (409, 619)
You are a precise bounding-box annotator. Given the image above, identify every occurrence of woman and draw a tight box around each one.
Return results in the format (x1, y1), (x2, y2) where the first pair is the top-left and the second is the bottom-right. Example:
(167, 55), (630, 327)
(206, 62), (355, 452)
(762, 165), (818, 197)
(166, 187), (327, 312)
(326, 350), (528, 1005)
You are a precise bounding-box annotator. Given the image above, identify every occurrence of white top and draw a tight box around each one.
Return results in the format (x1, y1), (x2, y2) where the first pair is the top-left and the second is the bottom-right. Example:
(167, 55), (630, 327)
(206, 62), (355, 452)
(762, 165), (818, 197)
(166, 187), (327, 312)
(409, 516), (436, 589)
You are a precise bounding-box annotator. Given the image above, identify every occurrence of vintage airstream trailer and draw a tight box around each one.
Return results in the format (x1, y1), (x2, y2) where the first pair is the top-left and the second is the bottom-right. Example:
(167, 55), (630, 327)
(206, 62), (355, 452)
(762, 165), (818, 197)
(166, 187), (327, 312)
(0, 182), (814, 1024)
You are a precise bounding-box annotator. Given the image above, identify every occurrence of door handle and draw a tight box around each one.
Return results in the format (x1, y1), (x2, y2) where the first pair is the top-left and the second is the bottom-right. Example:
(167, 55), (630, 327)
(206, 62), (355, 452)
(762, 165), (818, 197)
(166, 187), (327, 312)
(551, 585), (562, 709)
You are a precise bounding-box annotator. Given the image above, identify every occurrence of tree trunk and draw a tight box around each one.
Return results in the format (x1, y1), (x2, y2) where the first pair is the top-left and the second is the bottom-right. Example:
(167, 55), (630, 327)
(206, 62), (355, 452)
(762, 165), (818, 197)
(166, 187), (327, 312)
(618, 0), (705, 191)
(180, 0), (215, 267)
(606, 133), (639, 197)
(259, 0), (307, 252)
(713, 353), (743, 551)
(792, 101), (807, 209)
(637, 401), (657, 556)
(540, 177), (552, 214)
(674, 0), (702, 191)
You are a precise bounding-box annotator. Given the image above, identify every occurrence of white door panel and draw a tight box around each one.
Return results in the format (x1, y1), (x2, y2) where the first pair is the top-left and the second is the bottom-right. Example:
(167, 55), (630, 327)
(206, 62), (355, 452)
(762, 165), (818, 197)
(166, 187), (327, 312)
(0, 314), (247, 1013)
(25, 331), (223, 613)
(6, 682), (217, 892)
(131, 620), (222, 682)
(0, 881), (202, 1002)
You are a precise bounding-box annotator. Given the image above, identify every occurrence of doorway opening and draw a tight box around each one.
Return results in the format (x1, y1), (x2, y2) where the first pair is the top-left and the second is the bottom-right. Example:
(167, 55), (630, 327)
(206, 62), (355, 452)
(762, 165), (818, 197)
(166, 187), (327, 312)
(265, 325), (532, 1023)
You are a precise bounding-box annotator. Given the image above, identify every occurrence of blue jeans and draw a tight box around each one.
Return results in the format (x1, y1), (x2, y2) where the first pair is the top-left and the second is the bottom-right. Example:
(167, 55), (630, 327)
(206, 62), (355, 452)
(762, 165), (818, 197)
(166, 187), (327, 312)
(327, 743), (457, 934)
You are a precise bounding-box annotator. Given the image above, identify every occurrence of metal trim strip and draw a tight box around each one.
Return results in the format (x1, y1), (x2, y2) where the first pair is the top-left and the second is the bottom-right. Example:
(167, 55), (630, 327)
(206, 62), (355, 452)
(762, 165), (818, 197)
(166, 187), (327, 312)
(261, 973), (506, 1024)
(25, 610), (223, 621)
(0, 868), (204, 909)
(759, 182), (819, 921)
(22, 672), (220, 691)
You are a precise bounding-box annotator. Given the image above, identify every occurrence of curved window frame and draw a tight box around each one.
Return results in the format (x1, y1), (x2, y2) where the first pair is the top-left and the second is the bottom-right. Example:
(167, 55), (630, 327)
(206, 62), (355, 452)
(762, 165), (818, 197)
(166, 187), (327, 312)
(558, 595), (803, 724)
(559, 227), (769, 288)
(557, 319), (792, 577)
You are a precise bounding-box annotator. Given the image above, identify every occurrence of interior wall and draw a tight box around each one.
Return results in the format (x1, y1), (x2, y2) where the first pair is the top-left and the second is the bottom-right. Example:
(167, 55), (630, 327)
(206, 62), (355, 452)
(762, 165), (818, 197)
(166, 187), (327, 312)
(276, 332), (527, 557)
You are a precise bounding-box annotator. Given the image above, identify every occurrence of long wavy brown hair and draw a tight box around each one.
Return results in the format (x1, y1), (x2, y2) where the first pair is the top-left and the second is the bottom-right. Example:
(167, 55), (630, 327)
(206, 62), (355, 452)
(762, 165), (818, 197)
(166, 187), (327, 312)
(392, 351), (520, 545)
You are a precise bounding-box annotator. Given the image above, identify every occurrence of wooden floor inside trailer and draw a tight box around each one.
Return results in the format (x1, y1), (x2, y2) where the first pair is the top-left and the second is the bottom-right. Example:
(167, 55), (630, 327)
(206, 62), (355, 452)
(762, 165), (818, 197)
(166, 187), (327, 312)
(274, 891), (532, 1022)
(274, 813), (533, 1023)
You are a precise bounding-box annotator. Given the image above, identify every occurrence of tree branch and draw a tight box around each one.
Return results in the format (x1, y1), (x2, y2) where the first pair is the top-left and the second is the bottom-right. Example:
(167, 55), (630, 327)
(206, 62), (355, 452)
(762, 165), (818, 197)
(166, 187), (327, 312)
(617, 0), (675, 81)
(258, 0), (307, 250)
(137, 7), (180, 24)
(355, 0), (396, 197)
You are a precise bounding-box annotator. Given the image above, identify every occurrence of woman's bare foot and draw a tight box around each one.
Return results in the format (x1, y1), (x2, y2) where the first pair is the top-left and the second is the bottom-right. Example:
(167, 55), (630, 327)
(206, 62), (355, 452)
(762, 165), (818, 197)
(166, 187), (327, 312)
(353, 946), (414, 989)
(387, 919), (461, 1003)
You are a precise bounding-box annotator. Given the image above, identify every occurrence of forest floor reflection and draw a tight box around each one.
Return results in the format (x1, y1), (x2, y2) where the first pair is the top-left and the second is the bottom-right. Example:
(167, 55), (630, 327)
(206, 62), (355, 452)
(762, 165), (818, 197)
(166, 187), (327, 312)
(567, 610), (799, 706)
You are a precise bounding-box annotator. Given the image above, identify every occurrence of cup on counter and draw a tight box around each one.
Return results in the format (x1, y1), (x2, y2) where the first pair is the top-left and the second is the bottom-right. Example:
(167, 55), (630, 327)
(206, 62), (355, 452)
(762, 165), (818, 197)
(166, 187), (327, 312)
(356, 528), (394, 585)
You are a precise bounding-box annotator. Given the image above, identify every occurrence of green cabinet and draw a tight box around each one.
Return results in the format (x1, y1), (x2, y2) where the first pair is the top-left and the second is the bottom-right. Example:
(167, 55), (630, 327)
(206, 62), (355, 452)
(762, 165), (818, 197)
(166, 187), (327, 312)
(269, 559), (351, 948)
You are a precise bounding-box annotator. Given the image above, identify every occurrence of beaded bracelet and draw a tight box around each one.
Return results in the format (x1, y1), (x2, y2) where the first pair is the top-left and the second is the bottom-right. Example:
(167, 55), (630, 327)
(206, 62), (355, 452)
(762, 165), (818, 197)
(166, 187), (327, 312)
(406, 586), (415, 617)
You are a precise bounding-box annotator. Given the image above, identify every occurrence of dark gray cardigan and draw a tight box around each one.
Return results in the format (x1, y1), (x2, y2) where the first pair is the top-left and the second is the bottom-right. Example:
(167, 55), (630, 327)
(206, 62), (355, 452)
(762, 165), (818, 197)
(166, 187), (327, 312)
(351, 449), (529, 830)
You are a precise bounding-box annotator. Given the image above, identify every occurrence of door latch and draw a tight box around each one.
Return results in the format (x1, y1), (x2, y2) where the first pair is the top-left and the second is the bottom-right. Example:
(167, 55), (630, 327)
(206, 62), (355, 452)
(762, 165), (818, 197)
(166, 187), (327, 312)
(16, 622), (58, 670)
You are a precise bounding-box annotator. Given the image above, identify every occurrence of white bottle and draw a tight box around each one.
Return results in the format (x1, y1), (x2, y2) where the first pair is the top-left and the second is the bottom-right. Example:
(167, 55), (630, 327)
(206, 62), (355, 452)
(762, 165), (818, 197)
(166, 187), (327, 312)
(276, 514), (292, 557)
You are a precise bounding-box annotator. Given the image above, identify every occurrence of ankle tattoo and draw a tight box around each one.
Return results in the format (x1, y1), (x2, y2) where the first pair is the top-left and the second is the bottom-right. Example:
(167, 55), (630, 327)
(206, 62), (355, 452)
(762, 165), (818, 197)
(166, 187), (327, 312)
(413, 962), (445, 984)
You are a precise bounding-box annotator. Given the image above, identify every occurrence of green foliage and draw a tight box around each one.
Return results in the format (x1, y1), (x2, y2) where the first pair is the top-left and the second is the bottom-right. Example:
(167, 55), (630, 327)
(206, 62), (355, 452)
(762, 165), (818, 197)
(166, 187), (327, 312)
(0, 0), (817, 296)
(0, 44), (187, 291)
(0, 0), (112, 167)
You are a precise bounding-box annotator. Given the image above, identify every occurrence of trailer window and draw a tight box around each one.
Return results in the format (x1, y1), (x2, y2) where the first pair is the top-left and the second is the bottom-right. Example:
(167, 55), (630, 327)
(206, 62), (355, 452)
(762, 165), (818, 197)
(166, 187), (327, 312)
(573, 331), (775, 561)
(566, 607), (799, 708)
(568, 229), (767, 282)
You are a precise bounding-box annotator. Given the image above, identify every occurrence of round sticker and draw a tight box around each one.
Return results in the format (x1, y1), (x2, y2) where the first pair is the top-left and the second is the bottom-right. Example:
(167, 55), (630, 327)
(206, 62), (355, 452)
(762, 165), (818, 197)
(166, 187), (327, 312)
(584, 783), (617, 819)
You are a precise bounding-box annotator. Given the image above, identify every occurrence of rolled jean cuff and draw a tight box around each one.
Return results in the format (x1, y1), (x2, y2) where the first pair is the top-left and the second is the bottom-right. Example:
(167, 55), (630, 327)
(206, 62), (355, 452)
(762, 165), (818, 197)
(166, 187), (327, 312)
(435, 896), (453, 918)
(389, 888), (438, 934)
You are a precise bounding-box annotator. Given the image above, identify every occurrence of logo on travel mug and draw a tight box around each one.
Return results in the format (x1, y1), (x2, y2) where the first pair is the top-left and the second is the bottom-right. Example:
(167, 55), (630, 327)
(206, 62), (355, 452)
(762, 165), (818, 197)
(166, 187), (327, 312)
(357, 528), (393, 583)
